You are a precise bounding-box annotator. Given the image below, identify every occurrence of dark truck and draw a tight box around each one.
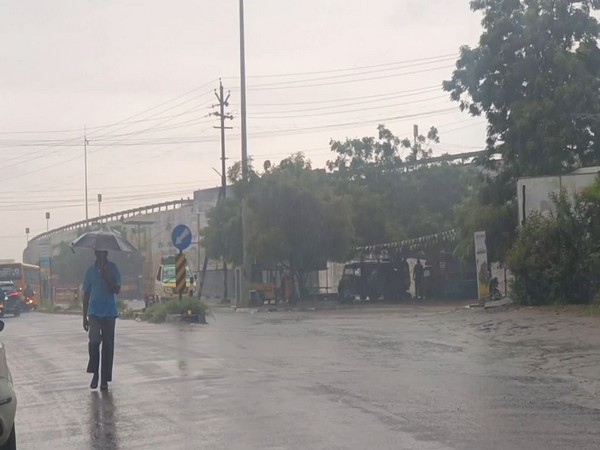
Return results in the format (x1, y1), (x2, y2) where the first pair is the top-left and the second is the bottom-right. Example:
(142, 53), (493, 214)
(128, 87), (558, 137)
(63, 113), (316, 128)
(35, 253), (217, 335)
(337, 259), (411, 303)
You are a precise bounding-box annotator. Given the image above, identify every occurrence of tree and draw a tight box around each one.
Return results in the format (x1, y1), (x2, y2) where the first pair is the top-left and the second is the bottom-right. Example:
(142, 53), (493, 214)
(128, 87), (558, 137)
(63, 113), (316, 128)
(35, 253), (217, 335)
(451, 166), (519, 264)
(327, 125), (402, 181)
(443, 0), (600, 177)
(328, 126), (471, 245)
(202, 196), (243, 265)
(402, 126), (439, 163)
(202, 153), (354, 299)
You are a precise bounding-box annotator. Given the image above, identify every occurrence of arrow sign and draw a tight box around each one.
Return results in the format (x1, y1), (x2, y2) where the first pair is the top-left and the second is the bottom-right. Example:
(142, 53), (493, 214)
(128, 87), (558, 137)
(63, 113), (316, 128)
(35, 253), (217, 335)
(176, 228), (191, 246)
(171, 224), (193, 251)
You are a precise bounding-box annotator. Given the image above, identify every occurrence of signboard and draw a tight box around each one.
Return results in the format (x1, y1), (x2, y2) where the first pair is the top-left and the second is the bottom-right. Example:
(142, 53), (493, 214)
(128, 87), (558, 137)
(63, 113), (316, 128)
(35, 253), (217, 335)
(39, 239), (51, 258)
(0, 265), (21, 281)
(171, 224), (192, 251)
(474, 231), (489, 300)
(175, 253), (187, 295)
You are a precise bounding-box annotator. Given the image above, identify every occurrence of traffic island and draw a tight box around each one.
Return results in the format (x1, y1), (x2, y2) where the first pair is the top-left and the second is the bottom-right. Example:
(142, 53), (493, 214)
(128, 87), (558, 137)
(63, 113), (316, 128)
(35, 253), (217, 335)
(141, 298), (210, 324)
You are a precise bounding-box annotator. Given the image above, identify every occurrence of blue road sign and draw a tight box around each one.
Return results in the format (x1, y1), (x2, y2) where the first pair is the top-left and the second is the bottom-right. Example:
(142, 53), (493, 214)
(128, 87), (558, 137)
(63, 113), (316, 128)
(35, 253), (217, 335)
(171, 225), (192, 251)
(171, 224), (193, 251)
(39, 257), (50, 269)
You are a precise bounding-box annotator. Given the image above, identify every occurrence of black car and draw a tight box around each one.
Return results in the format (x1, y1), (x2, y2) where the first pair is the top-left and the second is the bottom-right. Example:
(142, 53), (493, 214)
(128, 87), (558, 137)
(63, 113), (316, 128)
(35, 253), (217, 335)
(0, 282), (24, 317)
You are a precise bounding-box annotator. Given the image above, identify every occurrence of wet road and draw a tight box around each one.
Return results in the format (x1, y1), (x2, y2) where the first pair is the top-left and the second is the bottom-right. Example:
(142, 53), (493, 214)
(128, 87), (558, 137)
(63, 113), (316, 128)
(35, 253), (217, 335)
(4, 306), (600, 449)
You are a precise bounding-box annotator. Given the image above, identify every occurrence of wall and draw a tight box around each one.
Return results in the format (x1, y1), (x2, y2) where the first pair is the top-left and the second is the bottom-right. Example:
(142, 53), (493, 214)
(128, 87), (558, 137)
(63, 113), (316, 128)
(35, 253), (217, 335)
(517, 167), (600, 225)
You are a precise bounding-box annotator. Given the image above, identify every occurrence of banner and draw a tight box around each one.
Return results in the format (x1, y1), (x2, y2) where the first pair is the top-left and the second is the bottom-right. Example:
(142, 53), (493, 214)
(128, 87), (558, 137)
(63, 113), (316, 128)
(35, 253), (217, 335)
(474, 231), (489, 300)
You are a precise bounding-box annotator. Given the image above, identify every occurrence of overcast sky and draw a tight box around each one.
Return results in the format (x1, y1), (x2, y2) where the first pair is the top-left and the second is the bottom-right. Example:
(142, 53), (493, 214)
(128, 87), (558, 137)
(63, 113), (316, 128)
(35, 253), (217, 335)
(0, 0), (486, 260)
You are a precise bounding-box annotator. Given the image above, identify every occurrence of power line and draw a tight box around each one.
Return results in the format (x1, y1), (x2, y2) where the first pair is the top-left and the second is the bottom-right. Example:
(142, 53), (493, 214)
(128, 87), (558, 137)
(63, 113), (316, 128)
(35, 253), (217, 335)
(240, 58), (455, 90)
(223, 53), (457, 78)
(248, 95), (448, 120)
(0, 80), (219, 136)
(242, 65), (453, 91)
(239, 85), (440, 109)
(0, 86), (443, 141)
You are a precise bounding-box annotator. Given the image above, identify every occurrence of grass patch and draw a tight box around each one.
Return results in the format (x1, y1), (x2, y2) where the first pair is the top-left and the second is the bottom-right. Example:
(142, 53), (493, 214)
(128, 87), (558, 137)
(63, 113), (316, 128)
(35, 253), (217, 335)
(142, 298), (210, 324)
(37, 302), (62, 313)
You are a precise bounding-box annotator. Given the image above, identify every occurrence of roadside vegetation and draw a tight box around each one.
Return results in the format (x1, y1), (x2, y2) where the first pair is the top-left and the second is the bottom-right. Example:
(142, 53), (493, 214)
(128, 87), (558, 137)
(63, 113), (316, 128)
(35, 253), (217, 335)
(201, 1), (600, 306)
(41, 1), (600, 308)
(142, 299), (209, 324)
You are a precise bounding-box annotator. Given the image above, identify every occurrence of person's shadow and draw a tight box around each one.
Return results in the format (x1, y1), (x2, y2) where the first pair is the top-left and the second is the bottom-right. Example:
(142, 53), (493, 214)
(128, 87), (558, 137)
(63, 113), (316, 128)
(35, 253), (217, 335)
(88, 391), (119, 450)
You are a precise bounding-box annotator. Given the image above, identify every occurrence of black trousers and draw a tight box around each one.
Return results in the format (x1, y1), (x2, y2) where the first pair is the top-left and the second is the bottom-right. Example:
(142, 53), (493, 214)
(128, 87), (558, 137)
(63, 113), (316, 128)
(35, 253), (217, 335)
(87, 316), (116, 382)
(415, 279), (424, 298)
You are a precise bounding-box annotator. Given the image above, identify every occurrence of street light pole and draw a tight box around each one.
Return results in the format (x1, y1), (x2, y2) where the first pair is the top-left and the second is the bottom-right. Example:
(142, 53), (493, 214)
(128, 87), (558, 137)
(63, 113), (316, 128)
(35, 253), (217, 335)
(45, 212), (52, 305)
(239, 0), (248, 182)
(25, 227), (30, 244)
(84, 127), (89, 226)
(98, 193), (103, 218)
(239, 0), (250, 307)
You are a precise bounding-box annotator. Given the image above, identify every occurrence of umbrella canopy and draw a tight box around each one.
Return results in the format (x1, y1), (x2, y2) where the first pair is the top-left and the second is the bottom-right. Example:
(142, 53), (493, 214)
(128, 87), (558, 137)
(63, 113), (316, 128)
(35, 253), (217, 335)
(70, 230), (137, 253)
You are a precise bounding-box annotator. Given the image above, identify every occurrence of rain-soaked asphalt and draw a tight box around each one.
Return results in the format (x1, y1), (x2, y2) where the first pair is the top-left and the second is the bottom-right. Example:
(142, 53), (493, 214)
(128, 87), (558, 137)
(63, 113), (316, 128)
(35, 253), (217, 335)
(4, 305), (600, 449)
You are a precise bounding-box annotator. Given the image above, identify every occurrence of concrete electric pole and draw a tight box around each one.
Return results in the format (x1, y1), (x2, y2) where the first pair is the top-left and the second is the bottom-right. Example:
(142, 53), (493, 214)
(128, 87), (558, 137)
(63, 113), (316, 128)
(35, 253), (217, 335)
(211, 80), (233, 303)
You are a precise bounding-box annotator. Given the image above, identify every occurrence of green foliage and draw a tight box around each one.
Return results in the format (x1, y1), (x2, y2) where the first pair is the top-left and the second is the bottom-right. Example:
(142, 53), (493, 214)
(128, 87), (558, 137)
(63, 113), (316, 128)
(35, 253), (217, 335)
(328, 126), (470, 246)
(205, 136), (475, 300)
(203, 196), (243, 265)
(454, 171), (518, 263)
(507, 192), (596, 305)
(142, 299), (209, 324)
(205, 153), (354, 269)
(327, 125), (403, 179)
(444, 0), (600, 177)
(402, 126), (439, 163)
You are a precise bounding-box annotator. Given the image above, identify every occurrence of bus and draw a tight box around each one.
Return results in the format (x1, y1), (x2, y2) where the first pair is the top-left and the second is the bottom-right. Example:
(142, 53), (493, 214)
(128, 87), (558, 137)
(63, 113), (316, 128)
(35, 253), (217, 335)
(0, 263), (40, 310)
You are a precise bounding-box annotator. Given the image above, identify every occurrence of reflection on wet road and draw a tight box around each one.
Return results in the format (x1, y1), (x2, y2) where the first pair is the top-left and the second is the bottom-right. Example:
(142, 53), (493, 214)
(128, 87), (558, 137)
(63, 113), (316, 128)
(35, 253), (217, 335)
(89, 392), (117, 450)
(4, 307), (600, 449)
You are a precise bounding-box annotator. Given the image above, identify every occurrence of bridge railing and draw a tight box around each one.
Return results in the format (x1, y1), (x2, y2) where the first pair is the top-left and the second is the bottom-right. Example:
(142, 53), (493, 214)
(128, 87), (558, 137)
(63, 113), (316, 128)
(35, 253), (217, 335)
(29, 199), (194, 244)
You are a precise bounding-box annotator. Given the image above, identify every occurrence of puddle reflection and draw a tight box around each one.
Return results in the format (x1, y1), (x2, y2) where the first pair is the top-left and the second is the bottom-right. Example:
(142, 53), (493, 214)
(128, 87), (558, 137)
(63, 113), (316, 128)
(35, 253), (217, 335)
(88, 391), (119, 450)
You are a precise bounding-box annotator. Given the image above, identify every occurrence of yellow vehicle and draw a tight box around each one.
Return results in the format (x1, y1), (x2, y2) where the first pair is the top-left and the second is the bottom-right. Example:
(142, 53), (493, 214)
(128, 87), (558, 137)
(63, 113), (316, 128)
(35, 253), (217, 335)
(155, 256), (193, 302)
(250, 264), (277, 303)
(0, 263), (40, 310)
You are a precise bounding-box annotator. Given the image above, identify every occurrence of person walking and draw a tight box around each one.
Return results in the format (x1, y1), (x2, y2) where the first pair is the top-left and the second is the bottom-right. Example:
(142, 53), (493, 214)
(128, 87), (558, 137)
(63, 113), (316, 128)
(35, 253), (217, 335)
(413, 259), (425, 300)
(82, 250), (121, 391)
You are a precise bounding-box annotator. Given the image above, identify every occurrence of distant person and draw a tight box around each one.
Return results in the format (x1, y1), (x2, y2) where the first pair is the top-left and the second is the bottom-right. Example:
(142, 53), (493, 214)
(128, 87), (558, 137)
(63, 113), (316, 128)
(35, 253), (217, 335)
(413, 259), (424, 300)
(82, 250), (121, 391)
(400, 256), (410, 296)
(23, 284), (34, 298)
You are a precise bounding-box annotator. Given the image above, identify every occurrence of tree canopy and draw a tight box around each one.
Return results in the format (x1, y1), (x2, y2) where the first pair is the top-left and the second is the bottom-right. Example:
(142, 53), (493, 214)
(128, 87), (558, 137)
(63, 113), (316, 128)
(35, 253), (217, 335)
(444, 0), (600, 177)
(203, 153), (354, 296)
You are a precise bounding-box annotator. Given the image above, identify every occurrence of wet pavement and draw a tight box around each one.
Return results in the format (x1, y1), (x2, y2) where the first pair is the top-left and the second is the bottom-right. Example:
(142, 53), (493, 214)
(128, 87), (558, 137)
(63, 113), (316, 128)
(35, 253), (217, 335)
(4, 305), (600, 449)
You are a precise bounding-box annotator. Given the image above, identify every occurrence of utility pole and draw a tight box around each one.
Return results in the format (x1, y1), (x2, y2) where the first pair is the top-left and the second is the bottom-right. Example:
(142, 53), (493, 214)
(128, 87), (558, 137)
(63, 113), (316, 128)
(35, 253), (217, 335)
(413, 124), (419, 148)
(212, 80), (234, 198)
(211, 80), (233, 303)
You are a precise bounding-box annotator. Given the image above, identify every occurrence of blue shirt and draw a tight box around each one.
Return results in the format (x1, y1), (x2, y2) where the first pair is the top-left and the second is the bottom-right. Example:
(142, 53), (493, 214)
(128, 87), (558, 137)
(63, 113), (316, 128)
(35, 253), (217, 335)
(83, 261), (121, 318)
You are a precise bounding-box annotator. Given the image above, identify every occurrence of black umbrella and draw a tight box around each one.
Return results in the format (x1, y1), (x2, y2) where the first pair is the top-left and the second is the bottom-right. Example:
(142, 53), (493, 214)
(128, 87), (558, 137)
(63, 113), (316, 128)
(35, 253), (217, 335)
(70, 230), (137, 253)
